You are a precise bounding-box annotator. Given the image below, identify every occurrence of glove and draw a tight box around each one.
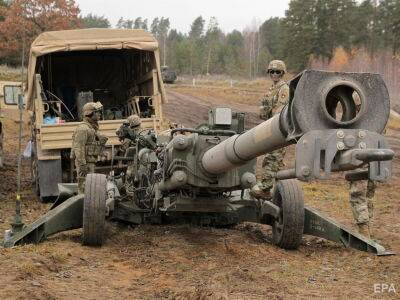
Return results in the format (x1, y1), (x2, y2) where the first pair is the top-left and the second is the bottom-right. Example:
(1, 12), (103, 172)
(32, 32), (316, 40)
(259, 106), (267, 120)
(97, 134), (108, 146)
(100, 151), (109, 162)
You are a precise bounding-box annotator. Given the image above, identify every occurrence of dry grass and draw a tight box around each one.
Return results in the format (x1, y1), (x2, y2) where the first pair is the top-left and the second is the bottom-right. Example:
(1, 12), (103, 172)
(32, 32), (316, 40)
(17, 262), (44, 279)
(0, 65), (26, 82)
(387, 113), (400, 130)
(170, 85), (263, 106)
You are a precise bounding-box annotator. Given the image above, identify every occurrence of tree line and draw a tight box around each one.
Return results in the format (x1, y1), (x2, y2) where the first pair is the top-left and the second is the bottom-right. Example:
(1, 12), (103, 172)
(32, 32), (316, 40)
(1, 0), (400, 77)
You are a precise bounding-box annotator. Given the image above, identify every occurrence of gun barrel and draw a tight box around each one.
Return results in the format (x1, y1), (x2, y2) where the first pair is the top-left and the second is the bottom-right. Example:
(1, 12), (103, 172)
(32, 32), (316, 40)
(202, 115), (287, 174)
(202, 70), (391, 176)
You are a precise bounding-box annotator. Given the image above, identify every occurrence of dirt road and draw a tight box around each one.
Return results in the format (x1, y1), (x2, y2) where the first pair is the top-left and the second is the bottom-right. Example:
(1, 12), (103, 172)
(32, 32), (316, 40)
(164, 88), (261, 128)
(0, 86), (399, 299)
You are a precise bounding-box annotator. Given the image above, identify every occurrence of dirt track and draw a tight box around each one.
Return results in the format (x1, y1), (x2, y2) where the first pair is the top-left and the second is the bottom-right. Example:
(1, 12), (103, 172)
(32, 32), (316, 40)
(164, 88), (261, 128)
(0, 85), (399, 299)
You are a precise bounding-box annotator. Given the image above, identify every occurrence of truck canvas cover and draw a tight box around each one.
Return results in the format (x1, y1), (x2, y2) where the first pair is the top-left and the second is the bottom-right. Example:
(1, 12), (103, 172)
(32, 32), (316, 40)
(26, 28), (167, 110)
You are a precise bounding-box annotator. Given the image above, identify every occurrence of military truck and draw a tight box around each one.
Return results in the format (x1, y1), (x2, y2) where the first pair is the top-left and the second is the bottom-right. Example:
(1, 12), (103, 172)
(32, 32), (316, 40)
(161, 66), (177, 84)
(0, 81), (23, 167)
(26, 28), (167, 200)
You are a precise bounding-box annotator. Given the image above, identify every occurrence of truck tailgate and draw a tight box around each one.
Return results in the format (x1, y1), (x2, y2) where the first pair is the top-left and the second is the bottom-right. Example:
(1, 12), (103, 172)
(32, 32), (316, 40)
(39, 119), (160, 150)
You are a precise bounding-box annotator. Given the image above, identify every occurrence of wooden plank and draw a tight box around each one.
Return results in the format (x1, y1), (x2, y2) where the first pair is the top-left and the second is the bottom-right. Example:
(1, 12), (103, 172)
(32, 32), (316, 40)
(40, 118), (161, 150)
(37, 144), (61, 160)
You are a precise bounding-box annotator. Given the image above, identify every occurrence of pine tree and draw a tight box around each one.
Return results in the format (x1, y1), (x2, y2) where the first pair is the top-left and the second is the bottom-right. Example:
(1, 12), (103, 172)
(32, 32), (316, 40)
(158, 17), (170, 66)
(225, 30), (245, 75)
(351, 1), (376, 51)
(151, 18), (159, 37)
(379, 0), (400, 54)
(188, 16), (205, 75)
(205, 17), (221, 75)
(134, 17), (143, 29)
(81, 14), (110, 28)
(282, 0), (316, 71)
(259, 17), (284, 60)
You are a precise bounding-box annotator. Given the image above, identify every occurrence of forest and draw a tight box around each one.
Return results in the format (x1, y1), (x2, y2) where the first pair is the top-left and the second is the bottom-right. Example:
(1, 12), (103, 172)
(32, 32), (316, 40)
(0, 0), (399, 79)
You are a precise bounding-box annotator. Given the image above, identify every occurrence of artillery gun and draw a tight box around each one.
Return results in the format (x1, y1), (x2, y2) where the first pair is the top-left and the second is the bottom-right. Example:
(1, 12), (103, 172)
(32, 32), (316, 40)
(3, 70), (395, 255)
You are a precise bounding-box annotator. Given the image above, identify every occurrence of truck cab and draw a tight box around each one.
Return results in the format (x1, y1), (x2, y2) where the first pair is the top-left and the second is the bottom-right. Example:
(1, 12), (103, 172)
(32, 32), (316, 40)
(0, 81), (23, 109)
(0, 81), (23, 167)
(26, 29), (167, 200)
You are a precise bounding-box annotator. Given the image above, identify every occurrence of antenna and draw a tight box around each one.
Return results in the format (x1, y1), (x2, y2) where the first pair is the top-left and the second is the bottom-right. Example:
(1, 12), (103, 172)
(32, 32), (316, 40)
(11, 32), (25, 233)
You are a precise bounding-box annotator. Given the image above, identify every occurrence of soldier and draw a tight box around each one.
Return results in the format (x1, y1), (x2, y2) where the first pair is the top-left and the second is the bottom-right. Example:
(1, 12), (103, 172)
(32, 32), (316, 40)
(348, 179), (376, 238)
(251, 60), (289, 199)
(71, 101), (108, 194)
(116, 114), (142, 154)
(116, 114), (142, 194)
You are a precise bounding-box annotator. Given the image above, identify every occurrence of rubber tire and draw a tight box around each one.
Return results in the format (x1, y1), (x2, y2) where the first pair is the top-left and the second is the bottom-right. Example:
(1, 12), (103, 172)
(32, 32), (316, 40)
(272, 179), (304, 250)
(82, 173), (107, 246)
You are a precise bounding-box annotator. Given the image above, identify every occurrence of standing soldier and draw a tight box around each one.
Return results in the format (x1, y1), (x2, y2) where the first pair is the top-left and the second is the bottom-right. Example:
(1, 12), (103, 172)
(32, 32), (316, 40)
(348, 179), (376, 238)
(251, 60), (289, 199)
(71, 101), (108, 194)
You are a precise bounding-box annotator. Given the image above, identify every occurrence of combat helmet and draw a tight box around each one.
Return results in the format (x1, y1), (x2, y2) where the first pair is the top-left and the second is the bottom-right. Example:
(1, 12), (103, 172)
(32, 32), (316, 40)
(82, 101), (103, 116)
(267, 60), (287, 74)
(127, 114), (141, 127)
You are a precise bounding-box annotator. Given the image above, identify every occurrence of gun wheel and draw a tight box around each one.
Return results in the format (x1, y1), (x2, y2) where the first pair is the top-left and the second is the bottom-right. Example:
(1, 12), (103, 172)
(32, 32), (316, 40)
(272, 179), (304, 250)
(82, 173), (107, 246)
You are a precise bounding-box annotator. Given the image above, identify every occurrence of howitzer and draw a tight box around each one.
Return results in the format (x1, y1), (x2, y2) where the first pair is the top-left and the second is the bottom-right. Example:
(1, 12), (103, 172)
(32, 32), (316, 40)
(3, 70), (395, 255)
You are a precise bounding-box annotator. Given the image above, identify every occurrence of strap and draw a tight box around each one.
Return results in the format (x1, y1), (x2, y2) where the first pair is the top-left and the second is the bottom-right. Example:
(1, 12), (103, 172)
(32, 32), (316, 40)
(271, 81), (288, 107)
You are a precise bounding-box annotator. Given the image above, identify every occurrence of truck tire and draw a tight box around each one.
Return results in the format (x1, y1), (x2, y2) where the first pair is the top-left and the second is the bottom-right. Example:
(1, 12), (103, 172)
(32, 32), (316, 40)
(82, 173), (107, 246)
(272, 179), (304, 250)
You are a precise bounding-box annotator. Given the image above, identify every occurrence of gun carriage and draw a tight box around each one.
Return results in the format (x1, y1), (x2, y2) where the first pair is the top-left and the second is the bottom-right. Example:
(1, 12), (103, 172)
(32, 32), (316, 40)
(4, 70), (395, 255)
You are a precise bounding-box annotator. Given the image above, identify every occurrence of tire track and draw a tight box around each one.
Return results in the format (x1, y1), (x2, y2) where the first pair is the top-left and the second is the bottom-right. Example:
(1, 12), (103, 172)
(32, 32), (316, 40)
(164, 89), (262, 128)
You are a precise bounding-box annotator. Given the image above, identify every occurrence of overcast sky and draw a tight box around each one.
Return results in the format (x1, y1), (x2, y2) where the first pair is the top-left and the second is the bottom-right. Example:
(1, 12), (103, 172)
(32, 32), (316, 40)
(76, 0), (291, 33)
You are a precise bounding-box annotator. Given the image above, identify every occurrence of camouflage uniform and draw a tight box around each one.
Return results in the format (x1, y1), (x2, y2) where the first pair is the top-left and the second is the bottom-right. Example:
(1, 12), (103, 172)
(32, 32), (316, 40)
(349, 179), (376, 237)
(116, 114), (141, 154)
(116, 115), (142, 192)
(259, 80), (289, 192)
(259, 80), (289, 120)
(347, 130), (384, 238)
(71, 102), (108, 194)
(255, 60), (289, 196)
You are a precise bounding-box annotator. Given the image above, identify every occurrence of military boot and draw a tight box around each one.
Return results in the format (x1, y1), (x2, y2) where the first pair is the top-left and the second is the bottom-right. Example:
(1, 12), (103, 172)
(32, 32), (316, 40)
(368, 221), (374, 240)
(249, 184), (272, 200)
(77, 177), (86, 195)
(357, 223), (371, 239)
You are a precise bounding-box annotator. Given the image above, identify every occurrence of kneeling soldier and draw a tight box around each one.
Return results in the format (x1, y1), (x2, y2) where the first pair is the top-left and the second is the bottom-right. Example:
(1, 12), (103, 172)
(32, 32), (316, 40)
(116, 114), (142, 155)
